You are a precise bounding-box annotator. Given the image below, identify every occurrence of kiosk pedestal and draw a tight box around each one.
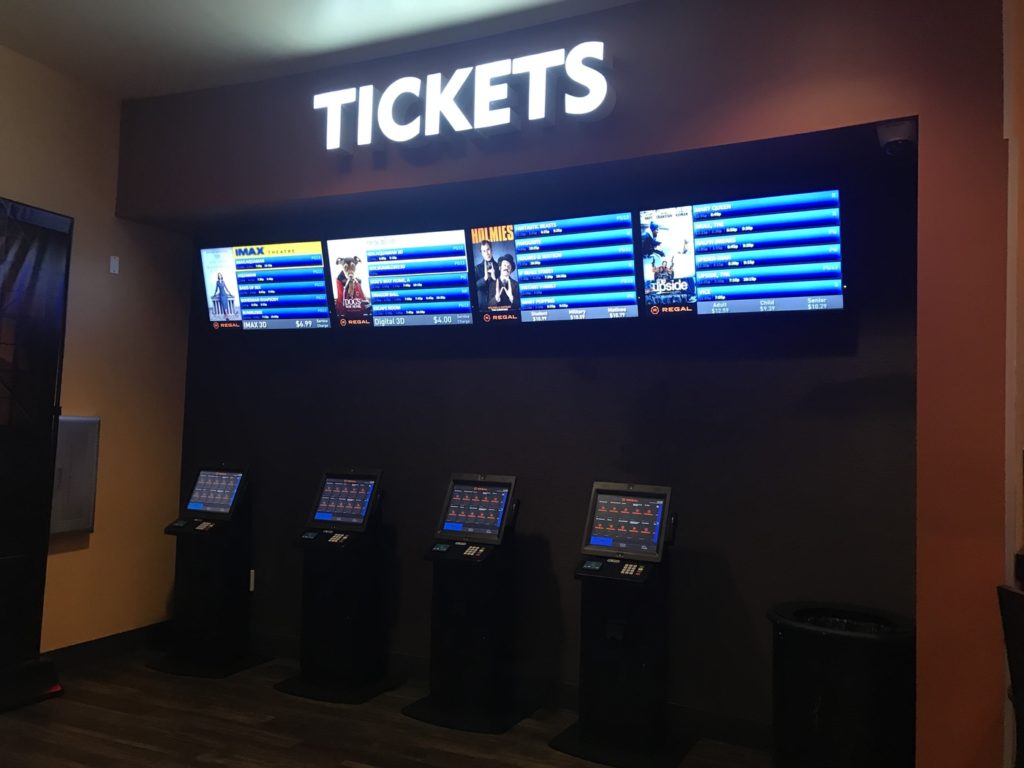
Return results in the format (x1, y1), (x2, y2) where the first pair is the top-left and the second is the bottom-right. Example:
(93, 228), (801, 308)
(402, 474), (524, 734)
(150, 469), (258, 678)
(550, 482), (693, 768)
(276, 471), (396, 703)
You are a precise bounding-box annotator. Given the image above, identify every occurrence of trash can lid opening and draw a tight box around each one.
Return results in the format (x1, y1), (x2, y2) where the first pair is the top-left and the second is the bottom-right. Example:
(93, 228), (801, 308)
(793, 607), (897, 635)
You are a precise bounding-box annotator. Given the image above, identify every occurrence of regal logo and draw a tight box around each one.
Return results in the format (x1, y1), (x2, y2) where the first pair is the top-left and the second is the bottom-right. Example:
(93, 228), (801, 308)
(234, 246), (265, 256)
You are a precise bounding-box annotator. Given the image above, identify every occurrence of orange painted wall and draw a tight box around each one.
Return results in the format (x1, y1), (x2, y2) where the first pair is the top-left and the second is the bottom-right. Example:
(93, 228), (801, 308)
(0, 45), (193, 651)
(115, 3), (1010, 765)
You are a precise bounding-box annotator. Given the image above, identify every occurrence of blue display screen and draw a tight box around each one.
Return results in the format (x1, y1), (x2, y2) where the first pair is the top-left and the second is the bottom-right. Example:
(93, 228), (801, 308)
(186, 471), (243, 515)
(327, 230), (473, 328)
(440, 483), (510, 541)
(640, 190), (843, 316)
(468, 212), (638, 323)
(586, 493), (665, 556)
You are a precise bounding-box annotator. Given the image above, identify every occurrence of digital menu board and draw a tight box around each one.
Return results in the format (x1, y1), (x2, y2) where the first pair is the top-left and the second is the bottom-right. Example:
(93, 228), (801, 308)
(327, 229), (473, 328)
(186, 471), (243, 516)
(469, 212), (638, 323)
(200, 242), (332, 330)
(642, 190), (843, 316)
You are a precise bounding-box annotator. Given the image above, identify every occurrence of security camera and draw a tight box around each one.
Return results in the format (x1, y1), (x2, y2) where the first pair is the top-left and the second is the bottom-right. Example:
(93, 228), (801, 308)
(876, 119), (917, 157)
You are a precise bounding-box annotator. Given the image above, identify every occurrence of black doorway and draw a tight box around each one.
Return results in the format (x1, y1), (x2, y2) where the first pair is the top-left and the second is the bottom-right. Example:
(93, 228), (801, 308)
(0, 197), (73, 710)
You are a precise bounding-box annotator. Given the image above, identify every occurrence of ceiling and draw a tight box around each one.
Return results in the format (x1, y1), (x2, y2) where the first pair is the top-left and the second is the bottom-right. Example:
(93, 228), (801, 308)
(0, 0), (635, 99)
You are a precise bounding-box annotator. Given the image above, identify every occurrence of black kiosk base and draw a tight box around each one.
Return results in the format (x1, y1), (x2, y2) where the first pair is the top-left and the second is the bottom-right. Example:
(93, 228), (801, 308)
(550, 482), (693, 768)
(402, 695), (527, 736)
(402, 474), (527, 734)
(275, 471), (398, 704)
(549, 722), (698, 768)
(150, 469), (262, 679)
(401, 552), (528, 735)
(147, 648), (265, 679)
(0, 658), (62, 712)
(275, 673), (399, 706)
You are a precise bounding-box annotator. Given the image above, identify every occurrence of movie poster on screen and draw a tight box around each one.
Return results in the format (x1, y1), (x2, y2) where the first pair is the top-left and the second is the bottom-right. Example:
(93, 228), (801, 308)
(469, 224), (520, 322)
(327, 242), (374, 326)
(639, 206), (697, 314)
(200, 248), (243, 326)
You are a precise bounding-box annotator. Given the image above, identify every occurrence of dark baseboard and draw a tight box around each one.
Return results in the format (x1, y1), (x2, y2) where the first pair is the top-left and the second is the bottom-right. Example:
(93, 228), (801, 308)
(47, 622), (170, 668)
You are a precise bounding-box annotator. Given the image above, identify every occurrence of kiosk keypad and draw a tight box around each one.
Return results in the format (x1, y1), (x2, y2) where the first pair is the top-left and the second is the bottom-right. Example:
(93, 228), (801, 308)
(576, 557), (649, 581)
(620, 562), (645, 577)
(329, 533), (348, 544)
(463, 545), (487, 559)
(164, 518), (225, 536)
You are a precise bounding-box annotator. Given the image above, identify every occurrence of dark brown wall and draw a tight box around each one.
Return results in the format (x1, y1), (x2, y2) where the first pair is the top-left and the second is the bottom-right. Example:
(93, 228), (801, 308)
(118, 1), (1008, 764)
(179, 126), (915, 738)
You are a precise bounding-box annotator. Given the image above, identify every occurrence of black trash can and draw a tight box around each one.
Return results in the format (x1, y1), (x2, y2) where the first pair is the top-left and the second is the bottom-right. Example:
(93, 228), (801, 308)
(768, 602), (914, 768)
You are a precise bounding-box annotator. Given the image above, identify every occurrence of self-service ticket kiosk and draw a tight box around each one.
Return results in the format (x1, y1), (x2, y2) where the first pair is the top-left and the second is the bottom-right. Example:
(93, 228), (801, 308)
(152, 469), (254, 677)
(403, 473), (522, 733)
(275, 469), (393, 703)
(551, 481), (691, 768)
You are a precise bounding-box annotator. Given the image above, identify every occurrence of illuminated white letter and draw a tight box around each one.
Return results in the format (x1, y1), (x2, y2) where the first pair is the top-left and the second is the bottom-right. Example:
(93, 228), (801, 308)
(377, 76), (423, 143)
(313, 88), (357, 150)
(357, 85), (377, 146)
(474, 59), (513, 130)
(424, 67), (473, 136)
(511, 49), (566, 121)
(564, 41), (608, 116)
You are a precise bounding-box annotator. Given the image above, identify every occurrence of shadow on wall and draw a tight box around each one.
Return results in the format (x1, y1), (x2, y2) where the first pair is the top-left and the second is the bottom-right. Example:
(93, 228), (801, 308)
(48, 532), (90, 555)
(512, 532), (563, 708)
(673, 548), (767, 738)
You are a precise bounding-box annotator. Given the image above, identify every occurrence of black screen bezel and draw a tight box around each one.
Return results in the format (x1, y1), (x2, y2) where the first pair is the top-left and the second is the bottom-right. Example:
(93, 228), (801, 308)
(580, 481), (672, 562)
(435, 472), (517, 545)
(186, 468), (246, 521)
(308, 469), (382, 532)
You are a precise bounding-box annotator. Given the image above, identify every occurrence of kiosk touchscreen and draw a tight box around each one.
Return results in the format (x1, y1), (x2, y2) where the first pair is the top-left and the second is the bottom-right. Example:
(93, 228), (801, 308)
(430, 475), (515, 560)
(154, 468), (254, 677)
(276, 469), (392, 703)
(404, 473), (523, 733)
(552, 481), (688, 767)
(165, 470), (244, 533)
(578, 484), (670, 579)
(299, 471), (379, 547)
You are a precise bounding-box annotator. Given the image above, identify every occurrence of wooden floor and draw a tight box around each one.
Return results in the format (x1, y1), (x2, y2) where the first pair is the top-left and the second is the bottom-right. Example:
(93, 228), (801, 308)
(0, 654), (771, 768)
